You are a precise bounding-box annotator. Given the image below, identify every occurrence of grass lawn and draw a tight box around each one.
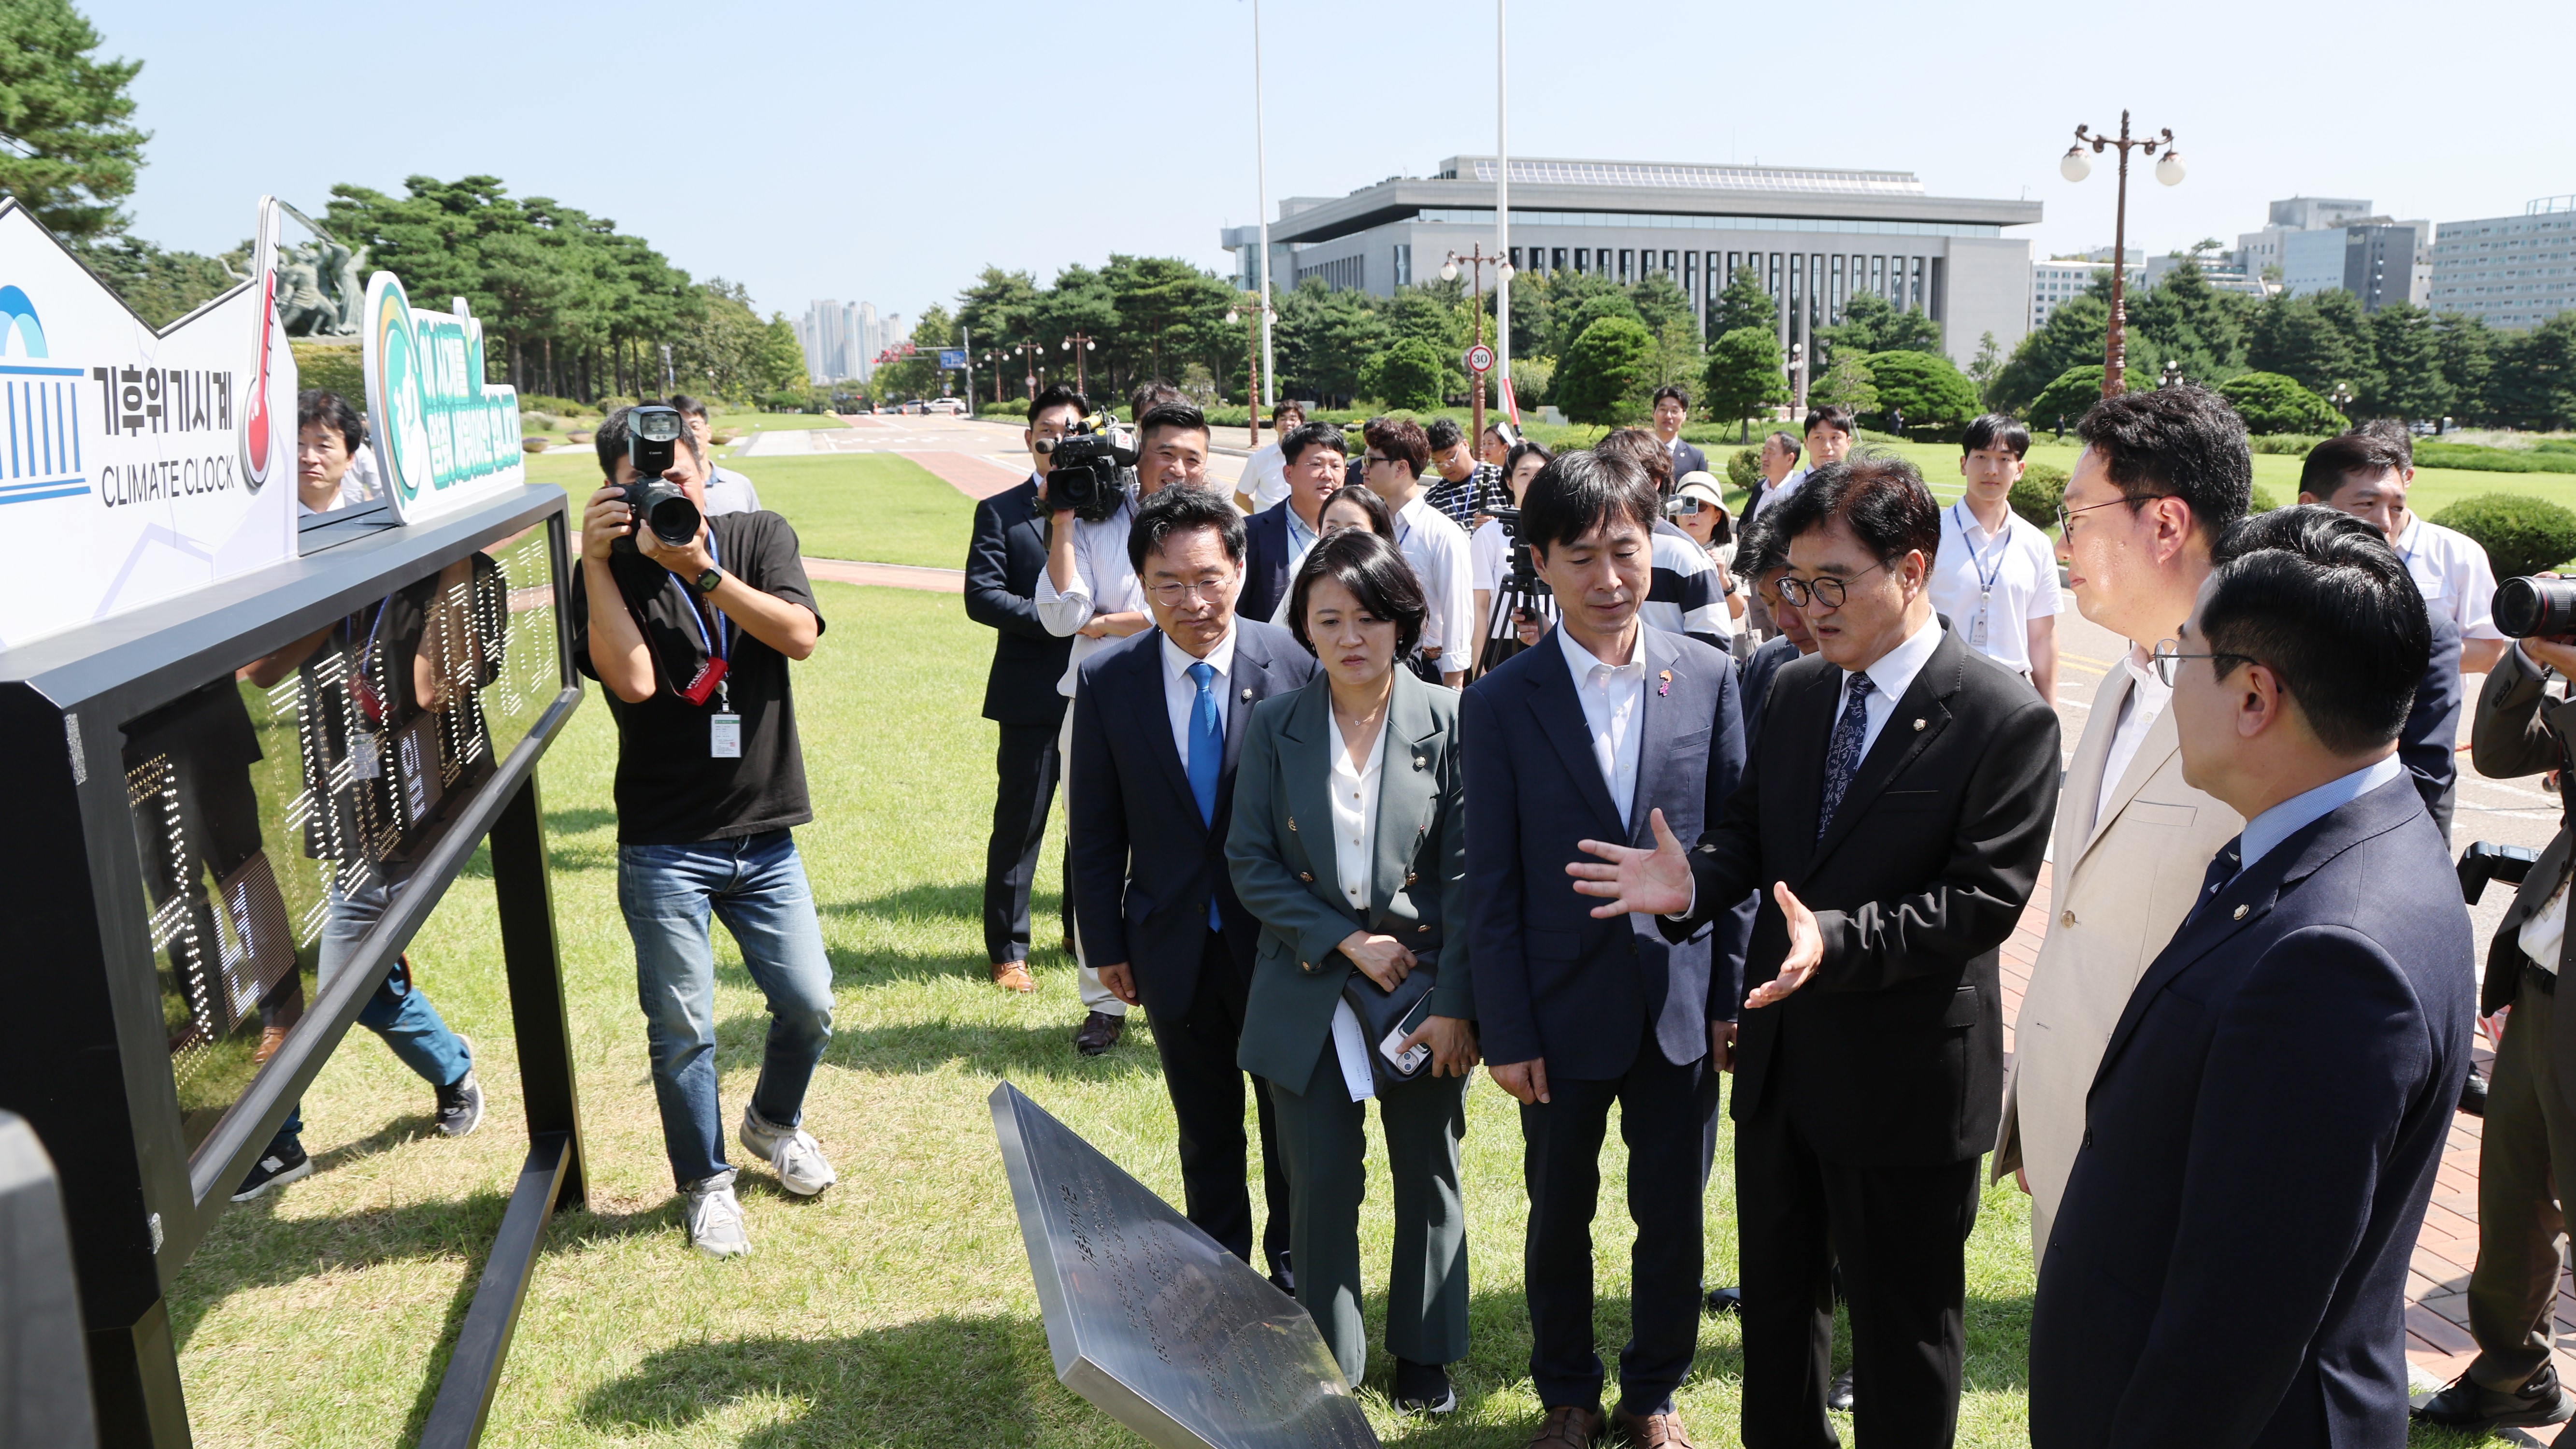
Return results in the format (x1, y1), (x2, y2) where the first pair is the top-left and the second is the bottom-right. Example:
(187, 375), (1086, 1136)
(515, 448), (979, 572)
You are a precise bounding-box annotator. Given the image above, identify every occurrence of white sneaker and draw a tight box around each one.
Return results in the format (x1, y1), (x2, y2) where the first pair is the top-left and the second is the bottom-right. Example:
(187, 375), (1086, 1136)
(738, 1105), (837, 1197)
(684, 1171), (750, 1259)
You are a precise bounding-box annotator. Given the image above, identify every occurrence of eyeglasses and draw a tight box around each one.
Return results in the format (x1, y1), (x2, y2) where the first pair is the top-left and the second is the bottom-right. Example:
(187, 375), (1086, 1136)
(1149, 578), (1232, 605)
(2147, 639), (2250, 687)
(1775, 560), (1886, 609)
(2057, 493), (2179, 539)
(1363, 453), (1400, 468)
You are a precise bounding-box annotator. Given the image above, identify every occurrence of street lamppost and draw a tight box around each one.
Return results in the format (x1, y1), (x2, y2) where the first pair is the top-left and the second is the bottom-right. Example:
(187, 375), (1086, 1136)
(1442, 244), (1510, 447)
(1006, 339), (1045, 402)
(1788, 340), (1806, 415)
(981, 351), (1010, 405)
(2330, 382), (2355, 416)
(2060, 110), (2185, 398)
(1226, 301), (1274, 447)
(1060, 331), (1099, 399)
(2160, 358), (2185, 389)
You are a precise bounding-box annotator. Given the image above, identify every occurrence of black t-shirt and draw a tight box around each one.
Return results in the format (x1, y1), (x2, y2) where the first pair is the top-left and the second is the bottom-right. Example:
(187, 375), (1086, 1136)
(570, 511), (825, 846)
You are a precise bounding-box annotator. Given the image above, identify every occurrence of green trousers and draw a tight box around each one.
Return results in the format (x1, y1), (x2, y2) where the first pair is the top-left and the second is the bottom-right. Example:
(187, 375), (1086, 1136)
(1267, 1035), (1472, 1388)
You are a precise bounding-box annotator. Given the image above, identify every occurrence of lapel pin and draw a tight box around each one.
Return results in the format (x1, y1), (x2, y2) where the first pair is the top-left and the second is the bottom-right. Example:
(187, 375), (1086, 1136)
(2232, 904), (2249, 920)
(1240, 688), (1253, 701)
(1913, 717), (1926, 731)
(1658, 669), (1672, 697)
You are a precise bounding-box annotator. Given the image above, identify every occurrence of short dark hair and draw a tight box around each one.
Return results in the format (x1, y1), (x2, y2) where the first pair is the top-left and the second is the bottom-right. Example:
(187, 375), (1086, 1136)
(1281, 420), (1347, 467)
(594, 404), (704, 479)
(1803, 405), (1856, 439)
(1763, 455), (1941, 567)
(664, 394), (710, 422)
(1271, 400), (1308, 427)
(297, 389), (363, 454)
(1519, 448), (1660, 555)
(1501, 440), (1554, 497)
(2202, 503), (2428, 755)
(1319, 483), (1396, 538)
(1597, 427), (1674, 492)
(1137, 401), (1211, 449)
(2299, 431), (2408, 501)
(1424, 417), (1465, 452)
(2074, 382), (2251, 542)
(1130, 379), (1181, 420)
(1766, 430), (1803, 465)
(1652, 384), (1690, 410)
(1127, 483), (1246, 574)
(1732, 514), (1787, 579)
(1287, 528), (1428, 658)
(1030, 382), (1088, 422)
(2355, 417), (2414, 470)
(1961, 413), (2031, 459)
(1362, 416), (1430, 478)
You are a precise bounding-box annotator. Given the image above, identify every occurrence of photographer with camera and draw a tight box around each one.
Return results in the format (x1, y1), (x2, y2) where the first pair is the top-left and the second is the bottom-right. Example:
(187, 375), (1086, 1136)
(1036, 397), (1216, 1054)
(1471, 439), (1554, 672)
(574, 404), (836, 1260)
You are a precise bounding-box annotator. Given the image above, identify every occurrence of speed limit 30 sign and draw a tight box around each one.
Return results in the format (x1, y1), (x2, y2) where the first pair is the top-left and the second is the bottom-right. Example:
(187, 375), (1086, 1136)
(1465, 344), (1495, 374)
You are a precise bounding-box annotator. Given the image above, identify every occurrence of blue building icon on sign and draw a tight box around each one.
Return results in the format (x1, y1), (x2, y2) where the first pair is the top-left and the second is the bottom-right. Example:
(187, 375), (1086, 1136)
(0, 284), (89, 505)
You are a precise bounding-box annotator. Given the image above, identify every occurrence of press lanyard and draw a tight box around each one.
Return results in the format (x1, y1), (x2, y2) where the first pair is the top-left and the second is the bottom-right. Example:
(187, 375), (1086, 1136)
(664, 531), (730, 710)
(1954, 503), (2008, 647)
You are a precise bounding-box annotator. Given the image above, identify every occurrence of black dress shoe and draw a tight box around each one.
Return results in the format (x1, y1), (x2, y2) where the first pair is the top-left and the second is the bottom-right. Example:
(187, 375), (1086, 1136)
(1827, 1366), (1855, 1413)
(1703, 1284), (1742, 1316)
(2460, 1064), (2489, 1117)
(1074, 1011), (1125, 1056)
(1392, 1357), (1457, 1414)
(2413, 1362), (2573, 1430)
(1269, 1249), (1295, 1296)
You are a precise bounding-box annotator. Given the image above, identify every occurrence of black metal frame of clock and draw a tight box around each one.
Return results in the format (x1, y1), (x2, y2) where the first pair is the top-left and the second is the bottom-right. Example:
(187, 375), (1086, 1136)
(0, 484), (586, 1449)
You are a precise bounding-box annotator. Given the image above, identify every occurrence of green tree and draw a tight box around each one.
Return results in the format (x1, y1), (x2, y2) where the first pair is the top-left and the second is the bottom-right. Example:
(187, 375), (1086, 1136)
(2027, 367), (2107, 436)
(1812, 353), (1878, 415)
(2245, 291), (2377, 401)
(0, 0), (146, 240)
(2216, 371), (2344, 434)
(1629, 273), (1695, 339)
(1967, 330), (2004, 401)
(1557, 287), (1644, 359)
(2489, 314), (2576, 433)
(1360, 336), (1445, 411)
(1862, 350), (1979, 432)
(1818, 292), (1942, 359)
(1546, 271), (1633, 355)
(1385, 283), (1471, 399)
(955, 266), (1041, 363)
(869, 305), (956, 403)
(2128, 259), (2252, 384)
(2436, 313), (2496, 425)
(1708, 265), (1777, 339)
(2364, 303), (2448, 422)
(1506, 269), (1554, 363)
(1701, 326), (1789, 440)
(1274, 276), (1387, 405)
(1991, 292), (2111, 414)
(1554, 316), (1655, 424)
(1100, 255), (1236, 391)
(69, 232), (237, 327)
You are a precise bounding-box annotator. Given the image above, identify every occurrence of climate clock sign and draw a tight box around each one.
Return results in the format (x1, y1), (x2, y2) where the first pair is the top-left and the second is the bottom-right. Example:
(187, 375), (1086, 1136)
(361, 272), (525, 525)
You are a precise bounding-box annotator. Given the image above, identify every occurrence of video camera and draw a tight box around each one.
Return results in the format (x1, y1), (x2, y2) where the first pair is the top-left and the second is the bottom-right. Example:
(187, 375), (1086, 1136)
(612, 404), (703, 554)
(1484, 505), (1551, 601)
(1035, 411), (1139, 523)
(2495, 575), (2576, 640)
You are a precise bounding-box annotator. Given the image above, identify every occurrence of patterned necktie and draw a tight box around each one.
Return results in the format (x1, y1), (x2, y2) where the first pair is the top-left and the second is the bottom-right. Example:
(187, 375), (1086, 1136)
(1817, 673), (1875, 841)
(2189, 836), (2244, 925)
(1188, 661), (1224, 929)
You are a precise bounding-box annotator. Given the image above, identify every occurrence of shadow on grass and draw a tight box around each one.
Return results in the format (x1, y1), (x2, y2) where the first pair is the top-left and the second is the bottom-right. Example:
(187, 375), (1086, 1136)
(716, 1009), (1165, 1082)
(814, 879), (1086, 987)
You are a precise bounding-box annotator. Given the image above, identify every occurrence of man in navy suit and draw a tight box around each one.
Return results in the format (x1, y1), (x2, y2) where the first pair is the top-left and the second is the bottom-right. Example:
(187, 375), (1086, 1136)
(965, 384), (1083, 992)
(2030, 505), (2474, 1448)
(1239, 421), (1346, 626)
(1070, 484), (1316, 1277)
(1651, 385), (1709, 487)
(1463, 449), (1746, 1449)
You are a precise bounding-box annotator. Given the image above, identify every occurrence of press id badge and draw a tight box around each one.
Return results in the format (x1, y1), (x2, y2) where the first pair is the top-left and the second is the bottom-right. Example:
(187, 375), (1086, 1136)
(1967, 590), (1990, 647)
(349, 728), (383, 780)
(711, 713), (742, 759)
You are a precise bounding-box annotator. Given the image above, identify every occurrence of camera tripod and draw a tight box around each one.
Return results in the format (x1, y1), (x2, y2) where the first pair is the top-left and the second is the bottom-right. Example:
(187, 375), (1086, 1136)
(1477, 560), (1555, 677)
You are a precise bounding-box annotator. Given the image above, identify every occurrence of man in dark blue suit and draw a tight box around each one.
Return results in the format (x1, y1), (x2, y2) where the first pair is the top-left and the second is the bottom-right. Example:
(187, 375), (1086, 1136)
(2030, 506), (2474, 1449)
(1239, 421), (1347, 626)
(965, 385), (1082, 991)
(1463, 450), (1746, 1449)
(1070, 485), (1315, 1278)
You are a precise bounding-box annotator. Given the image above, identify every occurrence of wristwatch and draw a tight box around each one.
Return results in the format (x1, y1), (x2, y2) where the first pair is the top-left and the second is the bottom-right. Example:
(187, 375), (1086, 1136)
(694, 566), (723, 594)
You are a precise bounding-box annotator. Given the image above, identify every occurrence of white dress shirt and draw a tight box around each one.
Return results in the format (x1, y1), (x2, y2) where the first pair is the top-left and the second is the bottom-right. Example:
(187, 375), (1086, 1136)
(2236, 753), (2407, 875)
(1266, 506), (1325, 628)
(1927, 502), (2061, 673)
(2520, 869), (2572, 976)
(1034, 492), (1146, 695)
(1393, 492), (1476, 668)
(2096, 646), (2174, 833)
(2394, 513), (2504, 641)
(1558, 626), (1648, 829)
(1746, 466), (1809, 523)
(1472, 516), (1560, 631)
(1324, 709), (1388, 1102)
(1158, 626), (1237, 769)
(1244, 443), (1290, 511)
(703, 465), (762, 517)
(1832, 611), (1945, 763)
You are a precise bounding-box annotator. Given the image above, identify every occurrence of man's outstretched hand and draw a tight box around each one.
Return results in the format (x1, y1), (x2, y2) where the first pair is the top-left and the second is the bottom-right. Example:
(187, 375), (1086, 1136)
(1567, 808), (1696, 919)
(1742, 882), (1825, 1010)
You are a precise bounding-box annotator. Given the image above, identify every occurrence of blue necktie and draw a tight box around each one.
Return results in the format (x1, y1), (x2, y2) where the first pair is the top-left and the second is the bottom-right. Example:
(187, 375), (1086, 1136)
(1817, 673), (1875, 841)
(1188, 661), (1224, 929)
(2189, 836), (2244, 925)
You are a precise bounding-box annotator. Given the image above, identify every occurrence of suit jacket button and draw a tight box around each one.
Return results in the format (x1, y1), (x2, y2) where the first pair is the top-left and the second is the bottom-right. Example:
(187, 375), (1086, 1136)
(1302, 960), (1313, 973)
(1299, 872), (1314, 883)
(2061, 909), (2076, 927)
(2232, 904), (2249, 920)
(1413, 756), (1425, 770)
(1405, 871), (1418, 885)
(1288, 816), (1298, 832)
(1417, 924), (1431, 933)
(2082, 1129), (2093, 1148)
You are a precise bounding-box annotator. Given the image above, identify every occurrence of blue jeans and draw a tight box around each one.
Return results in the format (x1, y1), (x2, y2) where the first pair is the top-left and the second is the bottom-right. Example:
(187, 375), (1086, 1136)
(273, 878), (472, 1147)
(619, 829), (835, 1187)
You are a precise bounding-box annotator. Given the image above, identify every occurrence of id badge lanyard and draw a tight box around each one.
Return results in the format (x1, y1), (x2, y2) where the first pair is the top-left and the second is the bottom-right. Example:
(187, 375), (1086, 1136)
(667, 534), (743, 758)
(347, 597), (395, 779)
(1955, 503), (2007, 648)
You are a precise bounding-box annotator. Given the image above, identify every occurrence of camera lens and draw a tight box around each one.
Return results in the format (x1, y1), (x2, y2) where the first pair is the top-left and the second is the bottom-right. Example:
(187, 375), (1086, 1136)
(2496, 576), (2576, 639)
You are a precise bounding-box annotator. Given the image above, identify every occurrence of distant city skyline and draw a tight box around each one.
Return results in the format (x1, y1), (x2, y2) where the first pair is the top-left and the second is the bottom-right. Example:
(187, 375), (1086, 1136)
(793, 300), (903, 384)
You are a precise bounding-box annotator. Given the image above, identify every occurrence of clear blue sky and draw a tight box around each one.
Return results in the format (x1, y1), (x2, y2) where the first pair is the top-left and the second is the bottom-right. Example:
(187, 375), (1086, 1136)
(89, 0), (2573, 329)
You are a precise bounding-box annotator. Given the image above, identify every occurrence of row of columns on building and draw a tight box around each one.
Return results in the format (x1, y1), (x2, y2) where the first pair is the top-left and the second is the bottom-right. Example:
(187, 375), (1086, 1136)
(1505, 244), (1941, 349)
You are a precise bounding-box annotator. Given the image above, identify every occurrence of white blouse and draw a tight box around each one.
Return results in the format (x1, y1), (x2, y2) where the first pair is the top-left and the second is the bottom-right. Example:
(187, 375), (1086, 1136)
(1324, 708), (1388, 1102)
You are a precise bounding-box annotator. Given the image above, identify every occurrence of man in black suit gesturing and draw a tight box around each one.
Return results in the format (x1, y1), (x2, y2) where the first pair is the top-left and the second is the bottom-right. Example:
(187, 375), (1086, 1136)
(1070, 485), (1315, 1278)
(2031, 507), (2472, 1448)
(965, 384), (1084, 993)
(1574, 457), (2061, 1449)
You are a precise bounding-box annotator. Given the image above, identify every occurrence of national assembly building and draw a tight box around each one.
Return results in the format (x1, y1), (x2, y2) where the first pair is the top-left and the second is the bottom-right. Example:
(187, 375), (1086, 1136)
(1221, 155), (2043, 369)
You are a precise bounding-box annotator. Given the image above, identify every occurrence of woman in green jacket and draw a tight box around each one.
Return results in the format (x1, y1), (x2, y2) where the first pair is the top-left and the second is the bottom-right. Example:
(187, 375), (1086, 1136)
(1227, 528), (1479, 1414)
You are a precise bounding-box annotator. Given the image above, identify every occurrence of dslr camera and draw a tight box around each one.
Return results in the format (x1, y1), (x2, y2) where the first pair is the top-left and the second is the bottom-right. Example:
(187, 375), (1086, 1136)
(613, 404), (703, 554)
(2494, 575), (2576, 640)
(1484, 505), (1551, 601)
(1035, 411), (1139, 523)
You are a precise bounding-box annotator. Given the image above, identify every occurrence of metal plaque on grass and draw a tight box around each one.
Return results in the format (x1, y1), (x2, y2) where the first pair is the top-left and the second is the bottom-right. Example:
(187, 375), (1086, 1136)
(989, 1082), (1378, 1449)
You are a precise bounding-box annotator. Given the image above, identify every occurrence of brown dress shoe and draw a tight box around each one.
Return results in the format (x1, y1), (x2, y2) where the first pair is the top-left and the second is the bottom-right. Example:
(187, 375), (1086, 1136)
(990, 961), (1035, 993)
(1528, 1403), (1603, 1448)
(1074, 1010), (1125, 1055)
(1609, 1405), (1694, 1448)
(252, 1023), (290, 1065)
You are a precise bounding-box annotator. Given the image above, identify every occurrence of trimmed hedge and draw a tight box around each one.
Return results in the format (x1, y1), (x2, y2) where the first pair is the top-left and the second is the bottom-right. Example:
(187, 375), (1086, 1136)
(2216, 373), (2342, 435)
(2412, 441), (2576, 475)
(2431, 493), (2576, 578)
(2010, 463), (2069, 531)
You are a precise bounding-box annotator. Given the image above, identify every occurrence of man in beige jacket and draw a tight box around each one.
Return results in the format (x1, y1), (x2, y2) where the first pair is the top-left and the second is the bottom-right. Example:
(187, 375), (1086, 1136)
(1992, 386), (2252, 1257)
